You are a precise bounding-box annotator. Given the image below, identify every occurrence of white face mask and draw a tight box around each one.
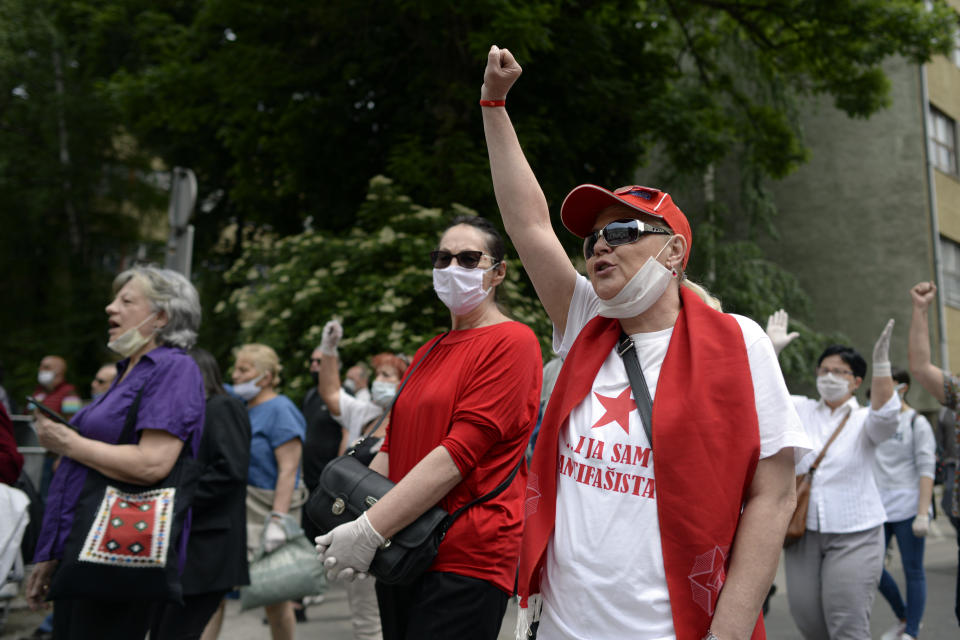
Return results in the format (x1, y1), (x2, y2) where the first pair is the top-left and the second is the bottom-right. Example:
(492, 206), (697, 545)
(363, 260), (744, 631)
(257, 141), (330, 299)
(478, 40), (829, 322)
(233, 373), (264, 401)
(597, 240), (675, 319)
(107, 313), (157, 358)
(433, 263), (497, 316)
(37, 370), (56, 388)
(371, 380), (397, 408)
(816, 373), (851, 403)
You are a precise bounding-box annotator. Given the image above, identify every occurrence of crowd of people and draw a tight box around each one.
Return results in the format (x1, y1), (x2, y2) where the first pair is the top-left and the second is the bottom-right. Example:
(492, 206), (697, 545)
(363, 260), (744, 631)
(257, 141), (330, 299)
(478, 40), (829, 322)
(0, 44), (958, 640)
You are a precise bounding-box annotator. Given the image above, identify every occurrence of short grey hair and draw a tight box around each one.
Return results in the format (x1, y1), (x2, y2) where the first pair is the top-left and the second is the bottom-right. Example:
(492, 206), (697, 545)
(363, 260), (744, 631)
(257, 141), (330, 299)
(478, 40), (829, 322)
(113, 266), (201, 350)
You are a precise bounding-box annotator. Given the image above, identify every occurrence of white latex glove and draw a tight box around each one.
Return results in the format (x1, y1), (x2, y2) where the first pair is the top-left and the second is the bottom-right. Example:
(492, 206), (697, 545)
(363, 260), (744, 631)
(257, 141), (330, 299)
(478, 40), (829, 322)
(872, 318), (895, 377)
(765, 309), (799, 355)
(912, 513), (930, 537)
(320, 320), (343, 357)
(263, 518), (287, 553)
(314, 512), (384, 582)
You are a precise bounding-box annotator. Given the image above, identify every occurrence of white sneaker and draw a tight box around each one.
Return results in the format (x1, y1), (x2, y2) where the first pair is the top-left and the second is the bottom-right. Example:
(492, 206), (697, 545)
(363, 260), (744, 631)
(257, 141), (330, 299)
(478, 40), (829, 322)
(899, 634), (917, 640)
(880, 622), (905, 640)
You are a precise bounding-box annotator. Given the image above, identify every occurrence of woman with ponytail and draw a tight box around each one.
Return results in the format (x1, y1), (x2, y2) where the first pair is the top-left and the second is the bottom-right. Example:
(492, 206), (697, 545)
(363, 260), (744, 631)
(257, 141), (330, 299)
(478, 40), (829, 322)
(480, 45), (810, 640)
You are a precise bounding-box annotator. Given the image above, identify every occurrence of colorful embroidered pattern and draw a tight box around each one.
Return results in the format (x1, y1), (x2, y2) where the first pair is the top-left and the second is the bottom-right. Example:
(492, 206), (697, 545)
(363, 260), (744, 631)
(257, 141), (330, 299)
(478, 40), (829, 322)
(78, 485), (176, 567)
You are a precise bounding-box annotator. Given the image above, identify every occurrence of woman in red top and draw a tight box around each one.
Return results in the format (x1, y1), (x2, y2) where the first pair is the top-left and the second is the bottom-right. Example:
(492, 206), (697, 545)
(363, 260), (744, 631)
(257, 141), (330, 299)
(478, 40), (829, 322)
(316, 215), (542, 640)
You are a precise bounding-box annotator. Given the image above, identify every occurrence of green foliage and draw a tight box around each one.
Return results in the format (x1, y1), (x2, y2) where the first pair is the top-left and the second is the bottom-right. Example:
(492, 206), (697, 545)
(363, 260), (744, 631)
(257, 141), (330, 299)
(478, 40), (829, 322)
(0, 0), (166, 405)
(217, 176), (553, 403)
(1, 0), (955, 402)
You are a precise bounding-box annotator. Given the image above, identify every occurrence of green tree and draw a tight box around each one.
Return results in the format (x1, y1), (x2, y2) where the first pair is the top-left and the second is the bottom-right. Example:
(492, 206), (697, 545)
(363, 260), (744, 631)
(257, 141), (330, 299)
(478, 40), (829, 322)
(3, 0), (954, 393)
(0, 0), (165, 403)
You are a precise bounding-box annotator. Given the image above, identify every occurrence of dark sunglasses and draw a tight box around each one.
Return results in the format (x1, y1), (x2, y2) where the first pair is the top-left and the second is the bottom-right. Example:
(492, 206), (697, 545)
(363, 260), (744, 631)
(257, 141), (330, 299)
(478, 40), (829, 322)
(583, 218), (672, 259)
(430, 250), (497, 269)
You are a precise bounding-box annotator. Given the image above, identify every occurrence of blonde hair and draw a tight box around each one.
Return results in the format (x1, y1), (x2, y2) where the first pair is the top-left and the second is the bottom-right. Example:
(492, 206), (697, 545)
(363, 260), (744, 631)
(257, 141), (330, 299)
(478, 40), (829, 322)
(236, 343), (282, 386)
(681, 277), (722, 311)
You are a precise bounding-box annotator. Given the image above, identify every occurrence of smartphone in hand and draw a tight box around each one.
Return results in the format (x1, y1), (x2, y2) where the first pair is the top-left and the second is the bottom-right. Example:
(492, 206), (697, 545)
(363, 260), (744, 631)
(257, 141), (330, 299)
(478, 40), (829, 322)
(26, 396), (74, 428)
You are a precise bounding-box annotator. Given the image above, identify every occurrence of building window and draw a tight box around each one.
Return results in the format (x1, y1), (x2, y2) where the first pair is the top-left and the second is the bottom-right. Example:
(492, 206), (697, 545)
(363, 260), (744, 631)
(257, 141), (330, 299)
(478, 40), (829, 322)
(941, 237), (960, 307)
(929, 106), (958, 176)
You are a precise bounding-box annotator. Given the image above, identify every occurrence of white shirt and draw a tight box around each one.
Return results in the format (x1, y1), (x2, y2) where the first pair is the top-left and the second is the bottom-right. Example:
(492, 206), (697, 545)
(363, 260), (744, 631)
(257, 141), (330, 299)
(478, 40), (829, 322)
(873, 407), (936, 521)
(332, 391), (384, 444)
(537, 275), (810, 640)
(792, 392), (900, 533)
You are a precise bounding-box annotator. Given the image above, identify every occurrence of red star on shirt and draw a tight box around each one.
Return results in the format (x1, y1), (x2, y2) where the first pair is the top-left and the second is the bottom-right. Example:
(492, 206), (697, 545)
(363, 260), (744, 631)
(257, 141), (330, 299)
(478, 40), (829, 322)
(591, 386), (635, 434)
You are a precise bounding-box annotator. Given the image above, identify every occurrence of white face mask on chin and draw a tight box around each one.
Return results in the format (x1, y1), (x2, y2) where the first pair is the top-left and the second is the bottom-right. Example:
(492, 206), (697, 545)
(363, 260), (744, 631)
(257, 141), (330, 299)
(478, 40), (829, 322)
(233, 374), (264, 401)
(107, 313), (157, 358)
(433, 263), (497, 316)
(597, 239), (675, 319)
(816, 373), (851, 403)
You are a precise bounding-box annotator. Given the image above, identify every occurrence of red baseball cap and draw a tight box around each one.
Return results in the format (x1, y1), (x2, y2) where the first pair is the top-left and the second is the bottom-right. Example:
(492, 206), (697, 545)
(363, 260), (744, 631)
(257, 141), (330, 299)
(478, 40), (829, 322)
(560, 184), (693, 268)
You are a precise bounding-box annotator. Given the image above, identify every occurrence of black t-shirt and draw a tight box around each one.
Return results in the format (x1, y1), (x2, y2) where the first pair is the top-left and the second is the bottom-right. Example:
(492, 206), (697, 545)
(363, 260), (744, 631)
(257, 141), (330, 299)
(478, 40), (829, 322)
(301, 388), (344, 490)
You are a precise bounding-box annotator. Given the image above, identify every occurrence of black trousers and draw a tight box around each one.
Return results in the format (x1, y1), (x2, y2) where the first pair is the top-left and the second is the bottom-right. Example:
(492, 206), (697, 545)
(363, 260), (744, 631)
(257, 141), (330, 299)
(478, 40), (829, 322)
(53, 597), (153, 640)
(149, 590), (229, 640)
(375, 571), (509, 640)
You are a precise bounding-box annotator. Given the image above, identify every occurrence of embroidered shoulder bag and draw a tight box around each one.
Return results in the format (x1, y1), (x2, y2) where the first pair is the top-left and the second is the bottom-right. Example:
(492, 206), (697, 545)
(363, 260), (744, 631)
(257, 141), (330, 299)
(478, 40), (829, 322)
(47, 388), (200, 603)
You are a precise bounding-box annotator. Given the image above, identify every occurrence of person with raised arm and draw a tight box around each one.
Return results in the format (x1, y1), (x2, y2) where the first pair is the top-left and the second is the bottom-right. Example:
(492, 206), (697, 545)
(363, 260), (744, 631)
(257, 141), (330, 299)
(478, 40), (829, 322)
(908, 280), (960, 627)
(481, 45), (810, 640)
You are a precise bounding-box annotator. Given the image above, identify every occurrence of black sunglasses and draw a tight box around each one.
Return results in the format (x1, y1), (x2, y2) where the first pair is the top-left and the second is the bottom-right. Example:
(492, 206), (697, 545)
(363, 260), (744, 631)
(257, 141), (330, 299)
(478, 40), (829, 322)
(430, 250), (497, 269)
(583, 218), (672, 259)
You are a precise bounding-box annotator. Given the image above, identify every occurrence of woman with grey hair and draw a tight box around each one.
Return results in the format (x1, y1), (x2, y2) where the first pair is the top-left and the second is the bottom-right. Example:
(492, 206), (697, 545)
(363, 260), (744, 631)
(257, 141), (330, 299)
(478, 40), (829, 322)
(26, 265), (207, 640)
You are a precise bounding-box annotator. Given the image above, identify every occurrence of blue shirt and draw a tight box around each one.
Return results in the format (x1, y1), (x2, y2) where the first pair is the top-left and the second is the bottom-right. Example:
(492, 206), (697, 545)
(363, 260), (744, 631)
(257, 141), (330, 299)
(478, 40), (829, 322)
(35, 345), (205, 562)
(247, 394), (305, 489)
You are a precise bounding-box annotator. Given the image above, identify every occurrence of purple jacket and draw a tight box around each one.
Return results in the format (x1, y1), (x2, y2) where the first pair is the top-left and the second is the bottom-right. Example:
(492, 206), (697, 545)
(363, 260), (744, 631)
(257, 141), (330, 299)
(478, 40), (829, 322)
(34, 345), (205, 563)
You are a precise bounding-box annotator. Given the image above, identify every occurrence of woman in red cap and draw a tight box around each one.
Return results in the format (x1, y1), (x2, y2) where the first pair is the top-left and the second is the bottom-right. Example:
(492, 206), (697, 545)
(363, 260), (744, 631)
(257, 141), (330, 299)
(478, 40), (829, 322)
(480, 45), (811, 640)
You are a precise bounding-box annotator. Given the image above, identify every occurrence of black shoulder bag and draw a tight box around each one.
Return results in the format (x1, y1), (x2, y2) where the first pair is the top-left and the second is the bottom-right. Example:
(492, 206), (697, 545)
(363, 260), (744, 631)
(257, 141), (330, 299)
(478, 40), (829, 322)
(306, 333), (525, 586)
(48, 388), (200, 603)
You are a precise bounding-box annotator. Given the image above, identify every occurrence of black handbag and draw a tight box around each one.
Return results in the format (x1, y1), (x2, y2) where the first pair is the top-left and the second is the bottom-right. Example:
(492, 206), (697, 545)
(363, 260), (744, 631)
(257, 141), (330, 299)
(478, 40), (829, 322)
(307, 448), (522, 586)
(47, 388), (200, 603)
(305, 332), (523, 586)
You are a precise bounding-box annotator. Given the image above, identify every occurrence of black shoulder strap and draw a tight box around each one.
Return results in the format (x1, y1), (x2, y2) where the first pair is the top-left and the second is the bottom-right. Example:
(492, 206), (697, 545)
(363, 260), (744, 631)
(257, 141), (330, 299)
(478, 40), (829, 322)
(117, 386), (194, 453)
(118, 388), (147, 444)
(351, 332), (450, 448)
(617, 332), (654, 448)
(443, 454), (525, 530)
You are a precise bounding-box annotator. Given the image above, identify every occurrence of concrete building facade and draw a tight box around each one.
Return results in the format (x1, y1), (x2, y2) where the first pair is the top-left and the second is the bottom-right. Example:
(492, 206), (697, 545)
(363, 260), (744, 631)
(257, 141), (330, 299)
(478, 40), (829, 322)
(753, 6), (960, 409)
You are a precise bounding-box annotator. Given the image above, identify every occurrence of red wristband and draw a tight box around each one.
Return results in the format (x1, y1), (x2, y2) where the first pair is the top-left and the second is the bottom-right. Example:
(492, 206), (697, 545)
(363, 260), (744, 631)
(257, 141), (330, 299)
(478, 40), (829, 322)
(479, 99), (506, 107)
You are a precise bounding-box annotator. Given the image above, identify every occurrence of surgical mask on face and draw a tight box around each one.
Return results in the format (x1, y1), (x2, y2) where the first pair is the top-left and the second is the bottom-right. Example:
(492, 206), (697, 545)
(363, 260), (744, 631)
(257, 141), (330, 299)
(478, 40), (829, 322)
(233, 374), (264, 401)
(597, 240), (675, 319)
(37, 370), (56, 388)
(310, 371), (319, 385)
(433, 263), (497, 316)
(895, 382), (907, 396)
(107, 313), (157, 358)
(343, 378), (356, 394)
(816, 373), (851, 403)
(92, 391), (105, 401)
(371, 380), (397, 408)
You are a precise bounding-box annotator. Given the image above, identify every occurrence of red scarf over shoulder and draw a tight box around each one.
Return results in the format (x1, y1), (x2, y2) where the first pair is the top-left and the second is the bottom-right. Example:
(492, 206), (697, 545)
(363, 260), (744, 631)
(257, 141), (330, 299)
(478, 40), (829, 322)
(517, 287), (764, 640)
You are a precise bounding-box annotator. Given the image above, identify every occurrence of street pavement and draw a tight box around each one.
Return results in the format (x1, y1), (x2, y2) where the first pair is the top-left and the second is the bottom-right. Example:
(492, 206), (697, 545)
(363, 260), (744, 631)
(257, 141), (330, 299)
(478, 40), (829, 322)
(3, 517), (958, 639)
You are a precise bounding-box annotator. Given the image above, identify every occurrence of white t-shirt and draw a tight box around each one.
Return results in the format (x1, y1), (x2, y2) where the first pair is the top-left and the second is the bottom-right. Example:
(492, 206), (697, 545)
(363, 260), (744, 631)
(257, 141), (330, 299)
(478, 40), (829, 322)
(873, 408), (936, 522)
(333, 391), (384, 444)
(537, 275), (809, 640)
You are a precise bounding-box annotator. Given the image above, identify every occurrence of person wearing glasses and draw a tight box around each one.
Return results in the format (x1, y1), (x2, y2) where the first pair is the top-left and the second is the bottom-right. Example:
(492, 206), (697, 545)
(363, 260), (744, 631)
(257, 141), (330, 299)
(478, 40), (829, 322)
(766, 313), (900, 639)
(315, 214), (542, 640)
(480, 46), (809, 640)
